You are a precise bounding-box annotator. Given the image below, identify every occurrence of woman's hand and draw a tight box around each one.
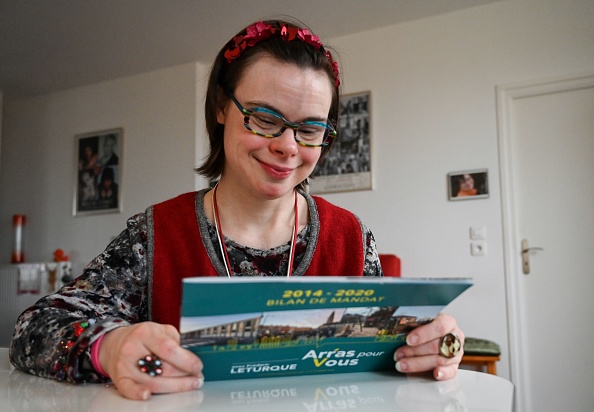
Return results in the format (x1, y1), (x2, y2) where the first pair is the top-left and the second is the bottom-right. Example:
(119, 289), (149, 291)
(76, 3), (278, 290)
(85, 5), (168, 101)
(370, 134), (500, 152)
(99, 322), (204, 400)
(394, 313), (464, 380)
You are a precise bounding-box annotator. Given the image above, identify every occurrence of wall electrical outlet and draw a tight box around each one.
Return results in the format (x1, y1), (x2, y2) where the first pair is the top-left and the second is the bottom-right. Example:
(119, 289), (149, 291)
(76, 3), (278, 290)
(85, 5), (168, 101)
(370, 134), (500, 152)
(470, 241), (487, 256)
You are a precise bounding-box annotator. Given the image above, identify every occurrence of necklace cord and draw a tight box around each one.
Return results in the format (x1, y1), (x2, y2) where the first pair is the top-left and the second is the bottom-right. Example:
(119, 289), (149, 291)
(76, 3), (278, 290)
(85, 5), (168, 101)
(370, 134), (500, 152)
(212, 185), (234, 277)
(211, 184), (297, 277)
(287, 192), (298, 276)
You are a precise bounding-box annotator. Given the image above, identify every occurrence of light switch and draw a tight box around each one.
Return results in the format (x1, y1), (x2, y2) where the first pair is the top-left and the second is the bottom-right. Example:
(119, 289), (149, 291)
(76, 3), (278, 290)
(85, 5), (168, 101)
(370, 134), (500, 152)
(470, 226), (486, 240)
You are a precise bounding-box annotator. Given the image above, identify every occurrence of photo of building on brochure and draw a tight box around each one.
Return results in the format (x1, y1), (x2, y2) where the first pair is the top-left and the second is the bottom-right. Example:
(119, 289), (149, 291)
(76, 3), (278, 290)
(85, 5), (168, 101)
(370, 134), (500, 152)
(180, 305), (437, 348)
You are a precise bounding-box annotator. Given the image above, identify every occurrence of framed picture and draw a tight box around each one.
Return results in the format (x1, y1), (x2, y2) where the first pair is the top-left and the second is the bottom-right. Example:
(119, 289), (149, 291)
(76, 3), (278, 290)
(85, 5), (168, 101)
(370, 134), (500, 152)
(448, 169), (489, 201)
(73, 128), (123, 216)
(309, 91), (372, 194)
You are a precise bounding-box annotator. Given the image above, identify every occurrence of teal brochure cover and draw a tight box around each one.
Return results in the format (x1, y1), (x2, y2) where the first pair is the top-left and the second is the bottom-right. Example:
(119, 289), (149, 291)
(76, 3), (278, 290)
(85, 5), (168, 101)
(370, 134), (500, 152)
(180, 276), (472, 381)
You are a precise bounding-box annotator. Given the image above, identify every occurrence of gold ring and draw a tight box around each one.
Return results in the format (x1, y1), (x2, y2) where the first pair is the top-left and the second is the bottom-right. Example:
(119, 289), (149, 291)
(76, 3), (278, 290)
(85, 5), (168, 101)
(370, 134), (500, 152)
(439, 333), (462, 358)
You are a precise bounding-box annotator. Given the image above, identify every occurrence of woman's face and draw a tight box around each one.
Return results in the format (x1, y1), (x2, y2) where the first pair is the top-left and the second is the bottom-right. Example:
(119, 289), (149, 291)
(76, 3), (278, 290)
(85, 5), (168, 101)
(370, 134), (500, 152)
(460, 174), (475, 190)
(217, 55), (333, 200)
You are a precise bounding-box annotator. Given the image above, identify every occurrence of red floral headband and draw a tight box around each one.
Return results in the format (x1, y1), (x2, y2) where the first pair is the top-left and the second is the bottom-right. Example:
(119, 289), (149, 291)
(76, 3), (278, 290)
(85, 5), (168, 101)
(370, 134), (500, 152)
(223, 21), (340, 87)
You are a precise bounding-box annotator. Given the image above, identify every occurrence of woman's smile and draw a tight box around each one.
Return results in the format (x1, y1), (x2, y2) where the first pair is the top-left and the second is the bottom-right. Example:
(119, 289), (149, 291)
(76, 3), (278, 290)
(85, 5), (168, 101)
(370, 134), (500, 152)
(258, 159), (294, 179)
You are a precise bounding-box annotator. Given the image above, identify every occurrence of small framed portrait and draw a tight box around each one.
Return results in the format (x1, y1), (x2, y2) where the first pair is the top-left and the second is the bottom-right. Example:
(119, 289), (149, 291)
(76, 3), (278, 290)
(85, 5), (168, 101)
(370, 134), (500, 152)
(448, 169), (489, 201)
(73, 128), (123, 216)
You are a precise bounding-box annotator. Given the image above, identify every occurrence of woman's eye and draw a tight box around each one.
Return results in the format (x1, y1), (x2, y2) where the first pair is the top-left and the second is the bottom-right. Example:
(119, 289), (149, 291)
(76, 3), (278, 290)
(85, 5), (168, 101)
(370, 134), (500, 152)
(251, 113), (281, 132)
(299, 125), (324, 137)
(299, 128), (317, 137)
(261, 117), (277, 126)
(254, 115), (275, 126)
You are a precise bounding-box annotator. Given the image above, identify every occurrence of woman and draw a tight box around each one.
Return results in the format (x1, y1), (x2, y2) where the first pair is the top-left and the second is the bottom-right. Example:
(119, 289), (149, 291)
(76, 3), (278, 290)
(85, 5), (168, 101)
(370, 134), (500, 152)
(456, 173), (478, 197)
(10, 19), (463, 400)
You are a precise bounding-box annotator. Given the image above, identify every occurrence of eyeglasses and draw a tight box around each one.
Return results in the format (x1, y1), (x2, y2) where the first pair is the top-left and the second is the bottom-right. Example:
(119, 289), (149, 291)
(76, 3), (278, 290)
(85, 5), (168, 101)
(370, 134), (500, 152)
(225, 89), (336, 148)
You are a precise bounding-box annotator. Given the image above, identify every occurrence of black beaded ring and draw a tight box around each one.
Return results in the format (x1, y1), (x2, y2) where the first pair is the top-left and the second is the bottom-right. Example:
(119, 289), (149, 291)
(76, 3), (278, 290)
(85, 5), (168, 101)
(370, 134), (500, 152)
(137, 354), (163, 377)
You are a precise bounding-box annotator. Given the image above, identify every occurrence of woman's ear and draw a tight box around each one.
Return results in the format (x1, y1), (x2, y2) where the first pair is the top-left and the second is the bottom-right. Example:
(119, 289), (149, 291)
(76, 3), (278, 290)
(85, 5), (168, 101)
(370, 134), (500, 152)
(216, 87), (227, 125)
(217, 105), (226, 125)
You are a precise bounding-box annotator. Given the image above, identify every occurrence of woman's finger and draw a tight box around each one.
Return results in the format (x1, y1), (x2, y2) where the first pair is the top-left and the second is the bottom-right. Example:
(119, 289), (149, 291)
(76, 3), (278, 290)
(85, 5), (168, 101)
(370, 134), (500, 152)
(113, 356), (203, 399)
(113, 376), (152, 400)
(395, 339), (440, 360)
(404, 313), (462, 347)
(141, 374), (203, 395)
(395, 352), (461, 376)
(132, 351), (203, 379)
(113, 374), (201, 400)
(148, 339), (203, 377)
(433, 363), (460, 381)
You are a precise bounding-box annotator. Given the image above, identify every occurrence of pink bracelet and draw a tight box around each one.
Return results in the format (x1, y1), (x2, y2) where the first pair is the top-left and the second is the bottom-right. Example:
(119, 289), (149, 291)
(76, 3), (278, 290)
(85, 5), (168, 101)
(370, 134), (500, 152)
(90, 334), (110, 378)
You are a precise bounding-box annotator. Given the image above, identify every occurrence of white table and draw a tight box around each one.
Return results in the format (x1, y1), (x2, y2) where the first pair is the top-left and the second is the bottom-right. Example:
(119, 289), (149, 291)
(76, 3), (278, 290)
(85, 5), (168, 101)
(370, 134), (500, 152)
(0, 348), (513, 411)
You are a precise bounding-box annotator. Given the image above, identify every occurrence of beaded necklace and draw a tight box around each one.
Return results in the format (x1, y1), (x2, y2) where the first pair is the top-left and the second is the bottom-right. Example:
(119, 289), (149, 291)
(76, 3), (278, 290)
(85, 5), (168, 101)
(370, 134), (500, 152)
(211, 183), (298, 277)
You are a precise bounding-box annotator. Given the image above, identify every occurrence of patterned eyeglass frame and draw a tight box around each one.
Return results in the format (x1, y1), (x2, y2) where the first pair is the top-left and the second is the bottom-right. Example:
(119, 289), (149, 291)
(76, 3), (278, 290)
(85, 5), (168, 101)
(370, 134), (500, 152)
(225, 88), (337, 148)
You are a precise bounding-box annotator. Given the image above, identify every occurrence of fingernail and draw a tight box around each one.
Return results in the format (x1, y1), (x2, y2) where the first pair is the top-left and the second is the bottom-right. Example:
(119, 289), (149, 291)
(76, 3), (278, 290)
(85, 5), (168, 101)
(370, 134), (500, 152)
(395, 361), (406, 372)
(436, 370), (445, 380)
(141, 389), (150, 400)
(195, 377), (204, 389)
(407, 335), (419, 346)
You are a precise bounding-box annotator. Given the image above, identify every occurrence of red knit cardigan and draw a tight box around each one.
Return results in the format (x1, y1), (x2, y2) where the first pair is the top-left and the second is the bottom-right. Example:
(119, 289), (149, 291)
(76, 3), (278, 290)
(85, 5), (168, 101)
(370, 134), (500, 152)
(148, 192), (364, 328)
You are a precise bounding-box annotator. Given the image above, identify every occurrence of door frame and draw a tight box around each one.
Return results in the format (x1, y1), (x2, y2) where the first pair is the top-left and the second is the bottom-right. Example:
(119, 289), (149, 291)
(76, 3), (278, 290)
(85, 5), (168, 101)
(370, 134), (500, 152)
(496, 72), (594, 412)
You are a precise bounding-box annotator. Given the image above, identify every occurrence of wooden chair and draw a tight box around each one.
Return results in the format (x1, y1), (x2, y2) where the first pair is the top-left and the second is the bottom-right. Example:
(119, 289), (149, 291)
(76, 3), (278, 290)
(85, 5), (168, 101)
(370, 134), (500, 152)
(460, 337), (501, 375)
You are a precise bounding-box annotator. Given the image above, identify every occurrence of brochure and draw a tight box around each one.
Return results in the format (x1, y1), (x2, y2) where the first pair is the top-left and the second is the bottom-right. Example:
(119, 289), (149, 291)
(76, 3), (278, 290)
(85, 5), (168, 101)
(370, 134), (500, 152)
(180, 276), (472, 381)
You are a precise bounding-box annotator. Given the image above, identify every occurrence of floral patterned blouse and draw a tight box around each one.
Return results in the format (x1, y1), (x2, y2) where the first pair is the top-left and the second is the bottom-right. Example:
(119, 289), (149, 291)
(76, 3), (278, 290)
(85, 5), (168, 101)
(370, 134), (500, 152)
(9, 190), (382, 384)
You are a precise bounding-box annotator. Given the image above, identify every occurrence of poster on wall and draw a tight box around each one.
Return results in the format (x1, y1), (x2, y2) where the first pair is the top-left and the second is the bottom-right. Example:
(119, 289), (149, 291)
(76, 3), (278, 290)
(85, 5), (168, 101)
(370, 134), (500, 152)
(309, 91), (372, 194)
(73, 128), (123, 216)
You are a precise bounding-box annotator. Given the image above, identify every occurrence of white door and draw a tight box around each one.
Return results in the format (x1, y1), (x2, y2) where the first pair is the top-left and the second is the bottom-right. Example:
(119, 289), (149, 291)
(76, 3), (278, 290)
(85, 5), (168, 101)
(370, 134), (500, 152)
(499, 74), (594, 412)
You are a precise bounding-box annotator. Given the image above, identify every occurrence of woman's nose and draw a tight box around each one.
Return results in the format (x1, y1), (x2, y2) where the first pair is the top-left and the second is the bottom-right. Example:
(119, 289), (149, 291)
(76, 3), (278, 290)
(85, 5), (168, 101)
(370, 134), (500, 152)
(270, 128), (299, 156)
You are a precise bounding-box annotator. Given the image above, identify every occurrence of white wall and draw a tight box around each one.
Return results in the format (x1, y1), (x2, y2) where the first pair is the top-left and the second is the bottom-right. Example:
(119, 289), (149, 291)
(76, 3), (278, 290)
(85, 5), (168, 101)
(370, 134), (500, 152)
(320, 0), (594, 380)
(0, 63), (199, 269)
(1, 0), (593, 381)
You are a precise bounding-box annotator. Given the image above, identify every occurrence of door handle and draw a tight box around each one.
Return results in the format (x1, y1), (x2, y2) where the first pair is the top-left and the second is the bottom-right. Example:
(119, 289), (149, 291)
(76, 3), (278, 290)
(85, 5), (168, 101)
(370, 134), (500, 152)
(521, 239), (544, 275)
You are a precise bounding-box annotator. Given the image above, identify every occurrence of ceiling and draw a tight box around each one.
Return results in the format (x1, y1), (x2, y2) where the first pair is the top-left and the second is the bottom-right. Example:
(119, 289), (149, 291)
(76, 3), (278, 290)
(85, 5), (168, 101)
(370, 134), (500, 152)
(0, 0), (499, 100)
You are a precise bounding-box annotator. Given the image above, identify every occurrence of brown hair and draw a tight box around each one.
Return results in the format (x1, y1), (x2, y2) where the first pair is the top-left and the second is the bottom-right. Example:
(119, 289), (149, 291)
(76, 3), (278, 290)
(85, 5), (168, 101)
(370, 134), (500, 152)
(196, 19), (341, 191)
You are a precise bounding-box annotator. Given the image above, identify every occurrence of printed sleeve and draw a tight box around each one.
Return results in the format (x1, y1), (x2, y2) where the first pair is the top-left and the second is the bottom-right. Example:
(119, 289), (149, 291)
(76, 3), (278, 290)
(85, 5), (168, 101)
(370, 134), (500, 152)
(362, 223), (383, 277)
(9, 213), (150, 383)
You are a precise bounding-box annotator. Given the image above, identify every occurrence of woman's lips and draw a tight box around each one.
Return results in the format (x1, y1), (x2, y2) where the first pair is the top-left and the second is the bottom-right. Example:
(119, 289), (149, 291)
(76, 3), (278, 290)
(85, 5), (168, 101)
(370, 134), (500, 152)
(259, 160), (293, 179)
